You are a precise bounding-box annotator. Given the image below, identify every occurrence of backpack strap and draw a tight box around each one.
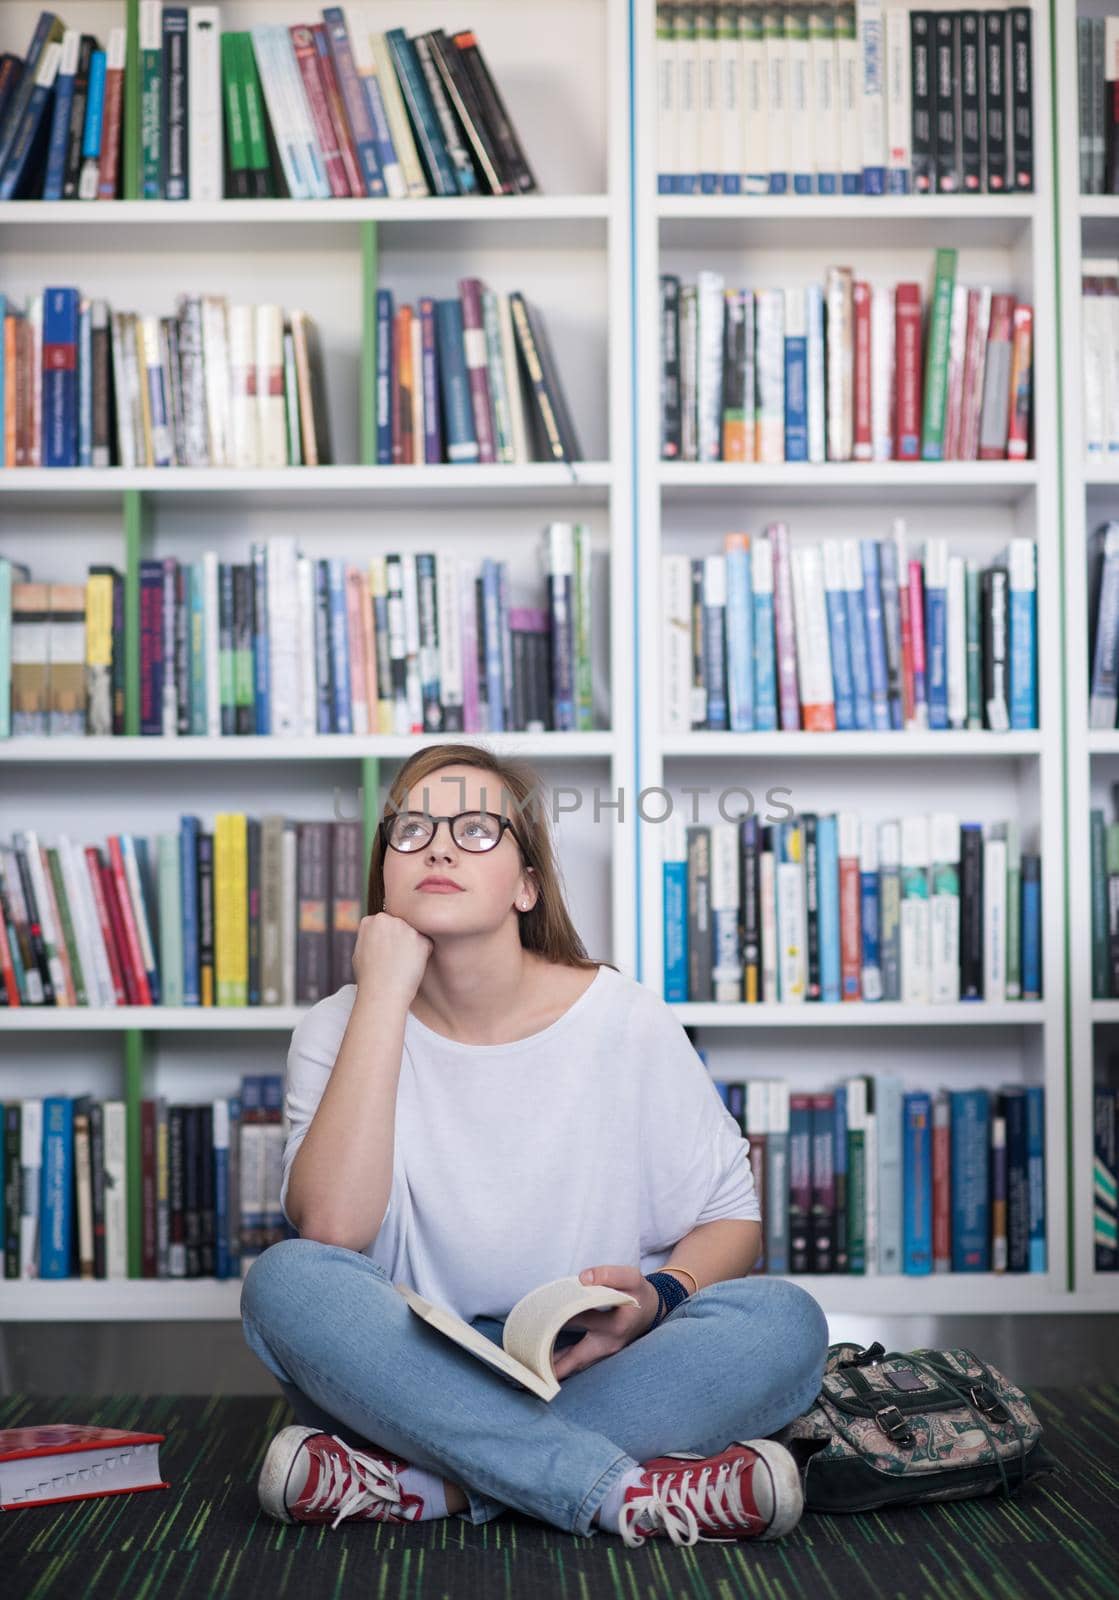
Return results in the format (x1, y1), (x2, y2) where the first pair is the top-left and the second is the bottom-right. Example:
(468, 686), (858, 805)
(903, 1350), (1030, 1500)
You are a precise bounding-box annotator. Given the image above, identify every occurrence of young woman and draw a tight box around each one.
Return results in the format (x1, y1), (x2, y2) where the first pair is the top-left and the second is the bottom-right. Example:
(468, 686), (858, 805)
(240, 743), (828, 1549)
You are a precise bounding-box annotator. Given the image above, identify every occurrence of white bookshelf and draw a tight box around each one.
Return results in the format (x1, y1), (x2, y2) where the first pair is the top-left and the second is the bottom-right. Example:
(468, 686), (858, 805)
(1055, 0), (1119, 1309)
(0, 0), (636, 1316)
(633, 0), (1070, 1314)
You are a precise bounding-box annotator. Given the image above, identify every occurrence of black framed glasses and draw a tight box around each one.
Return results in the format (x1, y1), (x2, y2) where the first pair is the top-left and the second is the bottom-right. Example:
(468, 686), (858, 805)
(380, 810), (528, 856)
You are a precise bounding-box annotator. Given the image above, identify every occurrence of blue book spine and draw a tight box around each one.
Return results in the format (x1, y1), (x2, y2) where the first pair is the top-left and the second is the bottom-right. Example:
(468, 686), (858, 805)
(860, 539), (891, 730)
(663, 857), (688, 1002)
(213, 1112), (229, 1280)
(434, 299), (478, 463)
(326, 557), (352, 735)
(844, 572), (873, 730)
(386, 29), (457, 195)
(0, 12), (59, 177)
(784, 325), (808, 461)
(824, 583), (856, 729)
(227, 1096), (242, 1267)
(313, 561), (332, 733)
(702, 597), (728, 730)
(82, 49), (106, 160)
(925, 571), (949, 729)
(842, 169), (862, 194)
(251, 543), (270, 735)
(903, 1092), (933, 1273)
(0, 51), (60, 200)
(859, 6), (885, 193)
(180, 815), (200, 1004)
(753, 588), (778, 731)
(950, 1089), (991, 1270)
(39, 1097), (73, 1279)
(78, 298), (92, 466)
(376, 289), (394, 464)
(1026, 1085), (1046, 1272)
(879, 536), (905, 728)
(320, 9), (384, 196)
(420, 298), (442, 464)
(482, 560), (506, 732)
(1022, 857), (1041, 999)
(860, 861), (881, 999)
(816, 814), (841, 1002)
(189, 565), (207, 736)
(43, 37), (77, 200)
(42, 287), (79, 468)
(1008, 556), (1038, 729)
(725, 544), (754, 731)
(361, 67), (400, 190)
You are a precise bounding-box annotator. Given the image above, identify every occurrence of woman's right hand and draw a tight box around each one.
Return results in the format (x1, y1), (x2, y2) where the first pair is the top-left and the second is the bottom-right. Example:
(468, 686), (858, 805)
(352, 912), (434, 1007)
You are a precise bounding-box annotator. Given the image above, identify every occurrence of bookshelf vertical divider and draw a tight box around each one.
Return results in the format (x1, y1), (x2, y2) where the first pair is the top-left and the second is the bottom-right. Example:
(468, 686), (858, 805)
(123, 0), (142, 202)
(360, 222), (378, 469)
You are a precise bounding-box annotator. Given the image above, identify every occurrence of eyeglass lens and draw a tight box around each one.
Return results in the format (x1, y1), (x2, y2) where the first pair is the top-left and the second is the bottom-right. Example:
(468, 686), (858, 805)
(386, 811), (505, 851)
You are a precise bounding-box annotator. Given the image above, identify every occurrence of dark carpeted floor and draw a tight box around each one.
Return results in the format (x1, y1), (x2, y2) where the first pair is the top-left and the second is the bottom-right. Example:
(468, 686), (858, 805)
(2, 1388), (1118, 1600)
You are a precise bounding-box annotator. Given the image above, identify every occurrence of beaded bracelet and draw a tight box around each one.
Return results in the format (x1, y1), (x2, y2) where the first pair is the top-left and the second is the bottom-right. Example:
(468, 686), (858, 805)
(644, 1269), (692, 1331)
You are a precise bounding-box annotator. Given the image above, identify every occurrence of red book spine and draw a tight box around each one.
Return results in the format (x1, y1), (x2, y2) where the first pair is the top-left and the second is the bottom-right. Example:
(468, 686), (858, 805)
(98, 859), (140, 1005)
(0, 906), (20, 1005)
(852, 281), (872, 461)
(1006, 303), (1033, 460)
(958, 289), (984, 461)
(458, 277), (497, 464)
(908, 559), (927, 728)
(106, 837), (153, 1005)
(97, 53), (125, 199)
(893, 283), (923, 460)
(83, 847), (128, 1005)
(311, 23), (364, 198)
(141, 1098), (157, 1277)
(290, 26), (352, 198)
(838, 850), (861, 1000)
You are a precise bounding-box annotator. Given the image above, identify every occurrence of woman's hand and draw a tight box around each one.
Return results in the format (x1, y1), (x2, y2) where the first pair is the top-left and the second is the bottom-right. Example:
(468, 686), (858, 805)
(352, 911), (434, 1007)
(550, 1265), (662, 1381)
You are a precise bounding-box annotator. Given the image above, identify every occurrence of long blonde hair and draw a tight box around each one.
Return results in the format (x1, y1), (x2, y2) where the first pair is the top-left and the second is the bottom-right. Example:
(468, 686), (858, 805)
(366, 742), (618, 973)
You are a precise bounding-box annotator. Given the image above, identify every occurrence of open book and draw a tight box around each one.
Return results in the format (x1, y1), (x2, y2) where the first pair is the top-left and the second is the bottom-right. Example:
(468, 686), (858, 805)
(395, 1276), (638, 1401)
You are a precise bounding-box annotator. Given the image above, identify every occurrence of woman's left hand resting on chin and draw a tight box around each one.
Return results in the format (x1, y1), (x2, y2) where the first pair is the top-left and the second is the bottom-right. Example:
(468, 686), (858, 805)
(550, 1264), (662, 1381)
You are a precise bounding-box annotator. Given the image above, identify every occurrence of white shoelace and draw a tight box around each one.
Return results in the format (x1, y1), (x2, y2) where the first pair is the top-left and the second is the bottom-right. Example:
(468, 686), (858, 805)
(302, 1435), (410, 1531)
(619, 1458), (765, 1548)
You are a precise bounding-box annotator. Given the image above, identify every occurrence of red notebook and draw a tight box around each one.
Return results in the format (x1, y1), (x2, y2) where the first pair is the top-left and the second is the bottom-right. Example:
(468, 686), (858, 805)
(0, 1424), (168, 1511)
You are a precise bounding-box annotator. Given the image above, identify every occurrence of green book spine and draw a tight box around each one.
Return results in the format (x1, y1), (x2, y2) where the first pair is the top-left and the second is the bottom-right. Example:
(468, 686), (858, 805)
(1108, 824), (1119, 1000)
(190, 563), (207, 736)
(158, 832), (183, 1006)
(920, 246), (958, 459)
(47, 846), (87, 1006)
(234, 569), (254, 729)
(238, 32), (272, 193)
(221, 31), (247, 197)
(847, 1128), (866, 1272)
(575, 523), (593, 730)
(140, 1), (161, 198)
(1005, 819), (1021, 999)
(965, 559), (982, 728)
(481, 289), (514, 463)
(1092, 809), (1108, 995)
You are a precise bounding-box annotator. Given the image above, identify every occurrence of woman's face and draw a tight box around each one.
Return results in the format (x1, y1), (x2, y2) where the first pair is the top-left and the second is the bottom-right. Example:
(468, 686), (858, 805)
(381, 765), (535, 934)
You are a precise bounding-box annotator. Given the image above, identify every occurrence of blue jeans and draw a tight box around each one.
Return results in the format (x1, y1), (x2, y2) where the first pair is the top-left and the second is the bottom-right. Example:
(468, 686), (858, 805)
(240, 1237), (829, 1537)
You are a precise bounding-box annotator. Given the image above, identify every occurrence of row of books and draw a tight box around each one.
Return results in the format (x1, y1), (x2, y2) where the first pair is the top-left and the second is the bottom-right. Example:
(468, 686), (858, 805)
(1082, 261), (1119, 464)
(0, 817), (367, 1012)
(707, 1072), (1047, 1276)
(1095, 1078), (1119, 1270)
(0, 7), (535, 203)
(1076, 16), (1119, 196)
(1089, 794), (1119, 1001)
(0, 1082), (295, 1281)
(2, 280), (578, 470)
(1, 529), (595, 741)
(656, 3), (1034, 197)
(665, 811), (1043, 1005)
(663, 528), (1037, 734)
(1088, 524), (1119, 731)
(661, 255), (1033, 465)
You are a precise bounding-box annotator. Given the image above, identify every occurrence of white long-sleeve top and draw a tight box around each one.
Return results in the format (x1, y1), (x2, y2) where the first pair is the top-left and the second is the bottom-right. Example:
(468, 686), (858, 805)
(279, 961), (761, 1323)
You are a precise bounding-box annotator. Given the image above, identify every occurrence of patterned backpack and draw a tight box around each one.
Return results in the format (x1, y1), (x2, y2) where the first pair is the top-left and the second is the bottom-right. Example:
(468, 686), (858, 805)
(772, 1340), (1061, 1513)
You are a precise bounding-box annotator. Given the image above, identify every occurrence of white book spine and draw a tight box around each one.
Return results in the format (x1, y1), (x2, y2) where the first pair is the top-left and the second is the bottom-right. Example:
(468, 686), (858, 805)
(697, 270), (726, 460)
(809, 8), (839, 193)
(227, 305), (257, 468)
(711, 822), (743, 1002)
(296, 554), (317, 736)
(719, 9), (742, 188)
(871, 283), (894, 461)
(806, 283), (826, 462)
(791, 544), (834, 721)
(929, 811), (961, 1002)
(787, 12), (813, 190)
(188, 7), (223, 202)
(776, 832), (806, 1002)
(59, 834), (110, 1007)
(836, 10), (861, 189)
(264, 538), (298, 737)
(764, 10), (790, 188)
(662, 552), (693, 733)
(755, 288), (785, 462)
(657, 2), (679, 189)
(436, 551), (462, 724)
(863, 1105), (878, 1273)
(19, 1098), (43, 1276)
(140, 315), (174, 467)
(496, 293), (529, 464)
(760, 840), (778, 1001)
(699, 9), (722, 186)
(885, 6), (910, 190)
(947, 554), (967, 729)
(741, 11), (769, 192)
(826, 266), (853, 461)
(857, 0), (886, 191)
(202, 550), (222, 737)
(103, 1100), (128, 1278)
(200, 295), (231, 467)
(255, 305), (287, 469)
(1107, 273), (1119, 458)
(746, 1079), (770, 1135)
(983, 830), (1008, 1002)
(676, 13), (700, 186)
(249, 26), (310, 199)
(1083, 282), (1105, 461)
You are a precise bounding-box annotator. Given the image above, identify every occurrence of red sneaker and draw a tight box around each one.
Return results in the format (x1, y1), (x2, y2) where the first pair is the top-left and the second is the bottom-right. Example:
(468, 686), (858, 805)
(257, 1426), (426, 1529)
(619, 1438), (803, 1548)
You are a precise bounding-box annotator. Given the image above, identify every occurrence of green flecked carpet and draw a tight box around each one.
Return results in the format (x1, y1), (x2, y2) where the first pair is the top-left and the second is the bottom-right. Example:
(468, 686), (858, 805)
(1, 1388), (1117, 1600)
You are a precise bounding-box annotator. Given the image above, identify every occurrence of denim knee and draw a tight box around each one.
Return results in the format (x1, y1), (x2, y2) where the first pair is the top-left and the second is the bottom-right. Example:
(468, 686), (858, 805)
(240, 1236), (386, 1328)
(758, 1278), (830, 1395)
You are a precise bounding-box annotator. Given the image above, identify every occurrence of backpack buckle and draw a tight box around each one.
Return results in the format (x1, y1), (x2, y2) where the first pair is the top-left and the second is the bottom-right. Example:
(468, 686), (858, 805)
(871, 1401), (916, 1446)
(839, 1341), (886, 1369)
(967, 1383), (1010, 1424)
